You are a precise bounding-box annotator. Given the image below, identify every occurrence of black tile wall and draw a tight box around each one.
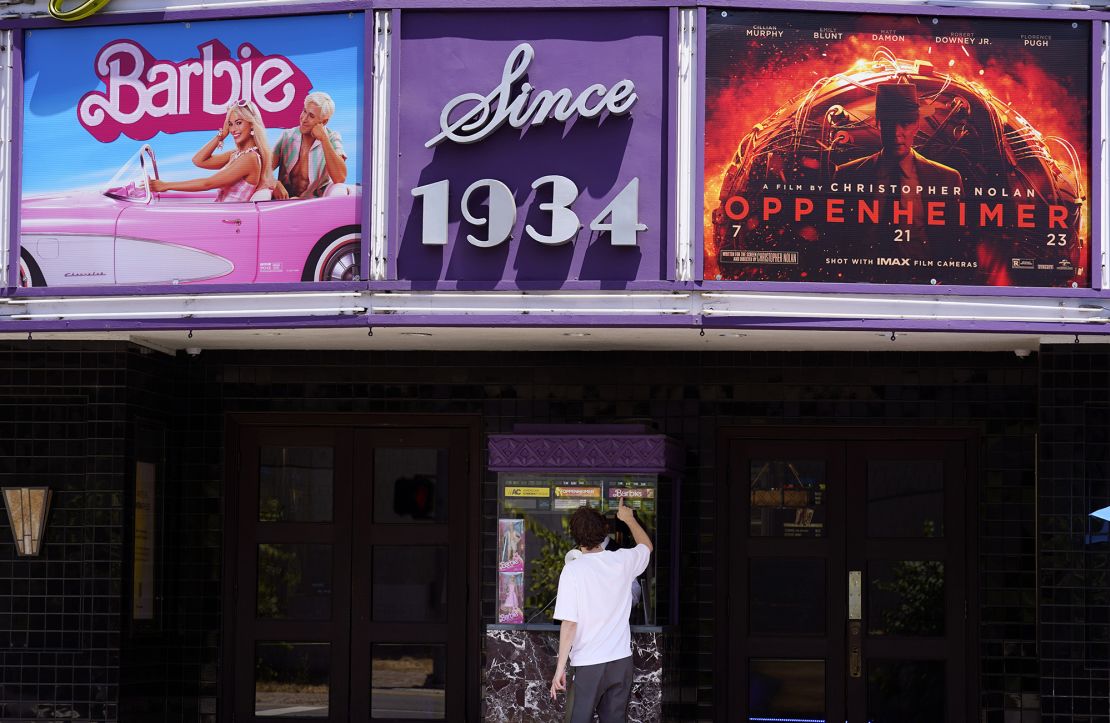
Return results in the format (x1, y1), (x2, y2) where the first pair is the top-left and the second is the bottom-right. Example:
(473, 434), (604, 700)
(0, 343), (131, 723)
(0, 342), (1064, 722)
(1039, 344), (1110, 723)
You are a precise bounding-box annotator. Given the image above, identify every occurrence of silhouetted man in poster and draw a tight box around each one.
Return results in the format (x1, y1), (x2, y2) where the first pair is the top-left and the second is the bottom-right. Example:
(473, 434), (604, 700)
(835, 82), (963, 256)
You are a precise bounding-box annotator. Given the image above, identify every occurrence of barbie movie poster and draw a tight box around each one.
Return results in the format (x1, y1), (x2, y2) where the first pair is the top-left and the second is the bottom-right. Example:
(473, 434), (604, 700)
(498, 518), (525, 573)
(498, 572), (525, 624)
(704, 11), (1090, 286)
(18, 13), (363, 289)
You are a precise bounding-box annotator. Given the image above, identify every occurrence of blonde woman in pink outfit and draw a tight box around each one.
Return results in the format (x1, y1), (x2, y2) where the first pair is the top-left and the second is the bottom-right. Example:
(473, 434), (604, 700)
(150, 100), (273, 202)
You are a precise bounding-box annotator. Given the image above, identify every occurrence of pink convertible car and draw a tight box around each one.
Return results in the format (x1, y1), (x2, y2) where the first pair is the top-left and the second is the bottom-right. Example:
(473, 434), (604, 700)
(18, 145), (361, 287)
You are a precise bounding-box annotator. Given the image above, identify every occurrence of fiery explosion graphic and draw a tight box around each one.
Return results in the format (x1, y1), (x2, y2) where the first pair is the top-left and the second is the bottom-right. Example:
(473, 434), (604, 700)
(705, 24), (1089, 286)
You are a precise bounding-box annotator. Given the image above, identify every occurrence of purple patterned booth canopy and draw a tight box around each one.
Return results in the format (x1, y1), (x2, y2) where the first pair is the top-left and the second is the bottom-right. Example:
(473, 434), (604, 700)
(488, 424), (683, 474)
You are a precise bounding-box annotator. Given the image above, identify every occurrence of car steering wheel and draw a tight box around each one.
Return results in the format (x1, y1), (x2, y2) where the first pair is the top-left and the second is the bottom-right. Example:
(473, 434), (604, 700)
(139, 144), (160, 201)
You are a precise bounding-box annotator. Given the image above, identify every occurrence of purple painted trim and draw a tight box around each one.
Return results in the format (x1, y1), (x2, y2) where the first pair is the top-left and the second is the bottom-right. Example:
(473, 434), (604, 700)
(5, 312), (1110, 336)
(364, 314), (692, 327)
(376, 0), (676, 7)
(1093, 21), (1104, 291)
(694, 7), (706, 283)
(6, 30), (23, 292)
(362, 11), (374, 286)
(510, 424), (656, 434)
(709, 0), (1110, 22)
(665, 7), (679, 282)
(0, 1), (375, 30)
(701, 317), (1110, 335)
(387, 9), (401, 281)
(359, 278), (1110, 296)
(11, 280), (367, 298)
(363, 280), (690, 291)
(3, 315), (367, 333)
(695, 280), (1108, 297)
(488, 432), (682, 473)
(359, 314), (1110, 336)
(0, 0), (1098, 27)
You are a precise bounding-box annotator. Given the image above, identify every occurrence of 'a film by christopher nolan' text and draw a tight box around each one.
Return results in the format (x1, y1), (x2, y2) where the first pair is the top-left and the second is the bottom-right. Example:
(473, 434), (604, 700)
(704, 11), (1090, 286)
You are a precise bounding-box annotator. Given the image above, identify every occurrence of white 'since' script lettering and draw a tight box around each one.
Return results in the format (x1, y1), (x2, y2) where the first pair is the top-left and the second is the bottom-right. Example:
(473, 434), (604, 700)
(425, 43), (638, 148)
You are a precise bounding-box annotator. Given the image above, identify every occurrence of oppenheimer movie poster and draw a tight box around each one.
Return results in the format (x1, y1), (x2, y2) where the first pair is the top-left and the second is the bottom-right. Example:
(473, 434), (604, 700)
(704, 11), (1090, 286)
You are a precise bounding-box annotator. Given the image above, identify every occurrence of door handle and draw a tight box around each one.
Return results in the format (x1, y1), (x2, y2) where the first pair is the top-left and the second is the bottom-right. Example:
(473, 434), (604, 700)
(222, 218), (242, 224)
(848, 570), (862, 678)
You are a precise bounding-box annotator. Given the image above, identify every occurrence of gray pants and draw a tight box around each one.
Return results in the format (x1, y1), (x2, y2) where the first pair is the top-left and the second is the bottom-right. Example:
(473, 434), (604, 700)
(564, 655), (634, 723)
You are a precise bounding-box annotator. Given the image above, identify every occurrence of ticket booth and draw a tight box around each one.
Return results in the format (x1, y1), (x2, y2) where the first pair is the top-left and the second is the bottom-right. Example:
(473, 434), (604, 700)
(481, 425), (681, 722)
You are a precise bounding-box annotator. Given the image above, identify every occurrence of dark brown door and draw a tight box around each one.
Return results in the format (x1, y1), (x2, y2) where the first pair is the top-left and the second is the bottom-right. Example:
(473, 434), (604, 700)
(230, 422), (471, 722)
(727, 431), (973, 723)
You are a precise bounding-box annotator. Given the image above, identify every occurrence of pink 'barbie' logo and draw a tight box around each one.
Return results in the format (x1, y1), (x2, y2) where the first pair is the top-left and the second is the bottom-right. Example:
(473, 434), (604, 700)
(77, 39), (313, 143)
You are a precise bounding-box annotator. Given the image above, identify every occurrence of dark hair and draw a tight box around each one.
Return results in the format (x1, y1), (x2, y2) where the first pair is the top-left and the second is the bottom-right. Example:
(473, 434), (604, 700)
(569, 506), (609, 549)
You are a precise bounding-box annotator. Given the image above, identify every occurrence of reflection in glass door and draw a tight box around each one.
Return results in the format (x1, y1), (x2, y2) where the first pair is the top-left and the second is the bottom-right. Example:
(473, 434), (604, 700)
(229, 422), (472, 722)
(350, 432), (468, 722)
(728, 432), (971, 723)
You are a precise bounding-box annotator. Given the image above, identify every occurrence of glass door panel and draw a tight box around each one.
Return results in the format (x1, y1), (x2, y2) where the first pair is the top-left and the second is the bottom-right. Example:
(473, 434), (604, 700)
(371, 644), (447, 720)
(731, 439), (847, 721)
(749, 557), (826, 636)
(850, 440), (965, 723)
(232, 422), (472, 722)
(234, 427), (353, 723)
(750, 460), (827, 538)
(729, 432), (970, 723)
(749, 658), (826, 722)
(867, 659), (946, 723)
(350, 428), (470, 723)
(255, 641), (332, 718)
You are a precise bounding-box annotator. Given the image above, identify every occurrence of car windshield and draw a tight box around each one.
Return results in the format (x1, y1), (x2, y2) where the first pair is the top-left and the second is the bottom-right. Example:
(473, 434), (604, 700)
(105, 148), (151, 202)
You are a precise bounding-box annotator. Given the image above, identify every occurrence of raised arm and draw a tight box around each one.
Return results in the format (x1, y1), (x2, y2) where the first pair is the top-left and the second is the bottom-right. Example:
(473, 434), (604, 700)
(616, 497), (653, 552)
(151, 153), (258, 194)
(312, 124), (347, 184)
(192, 121), (234, 170)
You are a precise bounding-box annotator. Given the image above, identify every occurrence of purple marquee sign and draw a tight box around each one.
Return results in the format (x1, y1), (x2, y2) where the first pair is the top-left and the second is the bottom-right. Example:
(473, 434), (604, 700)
(395, 10), (670, 285)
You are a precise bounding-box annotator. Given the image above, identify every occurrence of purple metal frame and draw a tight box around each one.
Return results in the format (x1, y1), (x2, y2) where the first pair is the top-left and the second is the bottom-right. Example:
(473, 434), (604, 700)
(4, 3), (371, 298)
(386, 8), (401, 281)
(6, 311), (1109, 336)
(1094, 19), (1105, 291)
(665, 7), (680, 282)
(0, 0), (1105, 333)
(6, 29), (24, 291)
(697, 5), (1102, 298)
(694, 6), (707, 284)
(0, 1), (376, 28)
(362, 11), (375, 289)
(706, 0), (1110, 22)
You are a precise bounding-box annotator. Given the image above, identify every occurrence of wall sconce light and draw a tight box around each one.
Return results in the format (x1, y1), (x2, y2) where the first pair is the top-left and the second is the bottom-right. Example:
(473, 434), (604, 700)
(2, 487), (52, 557)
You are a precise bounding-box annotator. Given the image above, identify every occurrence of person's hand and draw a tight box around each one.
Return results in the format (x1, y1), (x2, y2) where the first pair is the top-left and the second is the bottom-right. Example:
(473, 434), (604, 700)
(149, 179), (167, 193)
(616, 496), (635, 524)
(216, 119), (230, 142)
(549, 668), (566, 699)
(310, 123), (329, 143)
(273, 181), (289, 200)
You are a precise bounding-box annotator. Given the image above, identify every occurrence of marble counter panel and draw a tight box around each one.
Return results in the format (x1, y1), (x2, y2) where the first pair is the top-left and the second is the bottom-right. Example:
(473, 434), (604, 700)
(483, 627), (662, 723)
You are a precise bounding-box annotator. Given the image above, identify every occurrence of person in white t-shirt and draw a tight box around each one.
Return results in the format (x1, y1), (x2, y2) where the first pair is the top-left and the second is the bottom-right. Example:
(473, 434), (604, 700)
(549, 498), (653, 722)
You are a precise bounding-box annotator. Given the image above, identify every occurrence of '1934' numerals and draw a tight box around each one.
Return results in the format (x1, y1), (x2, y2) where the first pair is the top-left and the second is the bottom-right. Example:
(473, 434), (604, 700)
(412, 175), (646, 248)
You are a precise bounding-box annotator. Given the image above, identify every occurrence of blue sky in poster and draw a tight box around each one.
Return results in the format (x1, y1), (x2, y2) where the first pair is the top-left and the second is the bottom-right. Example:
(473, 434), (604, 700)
(22, 13), (363, 196)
